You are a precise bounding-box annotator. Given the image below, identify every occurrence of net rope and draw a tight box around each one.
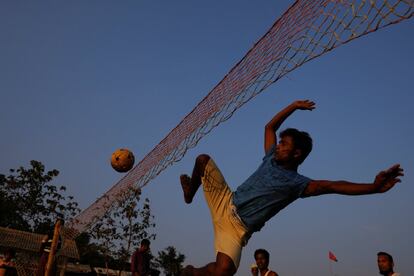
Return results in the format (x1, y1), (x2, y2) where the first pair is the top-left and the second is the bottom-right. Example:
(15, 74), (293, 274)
(67, 0), (413, 236)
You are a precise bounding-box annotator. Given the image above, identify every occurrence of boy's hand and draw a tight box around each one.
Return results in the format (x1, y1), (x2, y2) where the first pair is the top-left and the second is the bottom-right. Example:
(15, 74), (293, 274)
(293, 100), (315, 110)
(373, 164), (404, 193)
(251, 264), (258, 276)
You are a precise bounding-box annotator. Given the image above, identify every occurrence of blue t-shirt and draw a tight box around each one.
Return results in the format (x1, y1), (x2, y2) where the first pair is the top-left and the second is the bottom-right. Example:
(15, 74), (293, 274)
(233, 145), (311, 233)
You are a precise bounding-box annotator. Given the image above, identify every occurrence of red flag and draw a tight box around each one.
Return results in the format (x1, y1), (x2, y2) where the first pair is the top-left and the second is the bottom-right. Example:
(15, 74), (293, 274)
(329, 251), (338, 262)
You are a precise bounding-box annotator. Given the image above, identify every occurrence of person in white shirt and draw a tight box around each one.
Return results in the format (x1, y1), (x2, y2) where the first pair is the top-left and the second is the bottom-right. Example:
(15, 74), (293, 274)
(251, 249), (278, 276)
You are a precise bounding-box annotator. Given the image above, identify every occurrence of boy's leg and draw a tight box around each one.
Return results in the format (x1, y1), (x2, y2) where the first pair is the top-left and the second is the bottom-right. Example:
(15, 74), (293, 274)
(180, 154), (210, 204)
(180, 155), (244, 276)
(181, 253), (236, 276)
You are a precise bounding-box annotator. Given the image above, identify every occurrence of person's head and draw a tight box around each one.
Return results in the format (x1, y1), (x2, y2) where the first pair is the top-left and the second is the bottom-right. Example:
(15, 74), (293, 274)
(377, 252), (394, 275)
(139, 239), (150, 252)
(254, 249), (270, 271)
(276, 128), (312, 167)
(3, 248), (16, 261)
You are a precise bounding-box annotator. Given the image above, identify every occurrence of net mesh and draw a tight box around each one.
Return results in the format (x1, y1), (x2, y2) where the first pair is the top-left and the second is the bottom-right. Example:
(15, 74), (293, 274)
(68, 0), (413, 236)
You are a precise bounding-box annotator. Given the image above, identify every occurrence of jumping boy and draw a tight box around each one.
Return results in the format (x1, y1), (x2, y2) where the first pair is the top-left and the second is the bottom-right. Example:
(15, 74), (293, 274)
(179, 100), (403, 276)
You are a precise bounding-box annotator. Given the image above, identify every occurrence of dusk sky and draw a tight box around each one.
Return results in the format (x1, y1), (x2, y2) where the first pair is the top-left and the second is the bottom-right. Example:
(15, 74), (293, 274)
(1, 1), (413, 275)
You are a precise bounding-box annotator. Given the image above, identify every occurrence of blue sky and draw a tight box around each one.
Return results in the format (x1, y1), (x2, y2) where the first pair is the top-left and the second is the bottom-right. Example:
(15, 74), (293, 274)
(1, 1), (413, 275)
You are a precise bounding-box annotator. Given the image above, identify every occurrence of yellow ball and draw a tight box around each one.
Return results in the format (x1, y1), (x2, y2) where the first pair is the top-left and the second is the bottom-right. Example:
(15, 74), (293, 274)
(110, 148), (135, 173)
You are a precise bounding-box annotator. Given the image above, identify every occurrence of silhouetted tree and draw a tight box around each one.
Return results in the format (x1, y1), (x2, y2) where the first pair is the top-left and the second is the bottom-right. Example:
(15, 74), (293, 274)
(155, 246), (185, 276)
(0, 160), (80, 233)
(89, 186), (156, 272)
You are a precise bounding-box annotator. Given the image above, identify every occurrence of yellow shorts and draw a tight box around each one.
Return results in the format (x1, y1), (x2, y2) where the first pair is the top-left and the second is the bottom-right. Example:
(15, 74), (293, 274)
(202, 159), (250, 269)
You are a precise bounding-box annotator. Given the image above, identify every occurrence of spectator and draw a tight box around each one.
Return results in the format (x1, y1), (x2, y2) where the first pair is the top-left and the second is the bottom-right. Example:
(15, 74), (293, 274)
(131, 239), (151, 276)
(377, 251), (400, 276)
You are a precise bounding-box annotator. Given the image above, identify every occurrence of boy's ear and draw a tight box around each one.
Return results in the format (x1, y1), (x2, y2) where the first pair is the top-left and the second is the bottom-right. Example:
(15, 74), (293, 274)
(294, 149), (302, 160)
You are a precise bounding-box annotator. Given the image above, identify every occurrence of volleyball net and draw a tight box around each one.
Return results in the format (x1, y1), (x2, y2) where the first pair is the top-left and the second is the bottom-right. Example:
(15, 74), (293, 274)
(67, 0), (413, 236)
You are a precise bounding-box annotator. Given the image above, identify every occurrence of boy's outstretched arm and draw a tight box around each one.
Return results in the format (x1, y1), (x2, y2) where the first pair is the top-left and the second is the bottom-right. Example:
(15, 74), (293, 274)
(302, 164), (404, 197)
(264, 100), (315, 153)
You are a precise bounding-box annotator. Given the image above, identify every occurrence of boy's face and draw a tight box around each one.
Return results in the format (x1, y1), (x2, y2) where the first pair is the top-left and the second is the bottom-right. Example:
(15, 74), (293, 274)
(275, 136), (298, 164)
(140, 244), (150, 253)
(377, 255), (393, 275)
(255, 253), (269, 270)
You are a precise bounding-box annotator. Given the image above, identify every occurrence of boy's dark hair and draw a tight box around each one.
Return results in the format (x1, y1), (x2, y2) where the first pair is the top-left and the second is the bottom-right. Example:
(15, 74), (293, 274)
(254, 249), (269, 260)
(141, 239), (150, 246)
(377, 251), (394, 263)
(280, 128), (313, 164)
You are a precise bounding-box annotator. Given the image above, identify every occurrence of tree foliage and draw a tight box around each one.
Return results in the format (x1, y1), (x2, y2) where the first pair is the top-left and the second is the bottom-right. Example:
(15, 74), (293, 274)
(76, 232), (117, 268)
(155, 246), (185, 276)
(89, 186), (156, 271)
(0, 160), (80, 233)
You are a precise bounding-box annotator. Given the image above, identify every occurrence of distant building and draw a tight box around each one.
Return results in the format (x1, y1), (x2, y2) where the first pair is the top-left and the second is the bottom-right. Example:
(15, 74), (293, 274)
(0, 226), (79, 275)
(93, 267), (131, 276)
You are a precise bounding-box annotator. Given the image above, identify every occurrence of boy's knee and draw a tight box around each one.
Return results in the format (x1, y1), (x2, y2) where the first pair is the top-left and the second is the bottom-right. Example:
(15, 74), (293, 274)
(215, 253), (237, 276)
(196, 154), (210, 162)
(215, 264), (235, 276)
(196, 154), (211, 169)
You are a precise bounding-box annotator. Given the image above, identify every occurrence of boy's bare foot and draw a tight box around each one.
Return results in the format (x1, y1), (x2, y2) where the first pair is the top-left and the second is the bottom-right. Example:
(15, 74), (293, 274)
(180, 174), (194, 204)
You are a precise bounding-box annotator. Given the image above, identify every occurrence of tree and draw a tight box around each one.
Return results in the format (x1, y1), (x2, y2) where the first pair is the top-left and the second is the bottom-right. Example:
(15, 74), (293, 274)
(76, 232), (108, 268)
(89, 186), (156, 272)
(155, 246), (185, 276)
(0, 160), (80, 233)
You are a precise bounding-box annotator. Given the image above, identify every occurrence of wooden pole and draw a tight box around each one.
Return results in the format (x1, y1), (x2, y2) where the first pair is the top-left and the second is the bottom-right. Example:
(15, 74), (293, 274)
(59, 257), (68, 276)
(45, 219), (62, 276)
